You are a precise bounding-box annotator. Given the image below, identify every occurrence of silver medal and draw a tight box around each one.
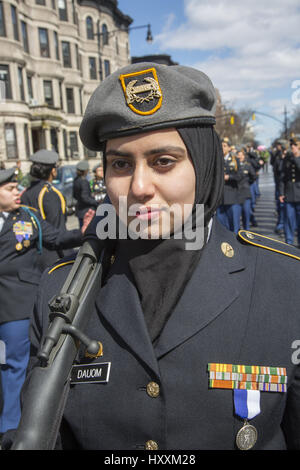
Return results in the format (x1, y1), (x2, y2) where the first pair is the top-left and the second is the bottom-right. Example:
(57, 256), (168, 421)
(236, 421), (257, 450)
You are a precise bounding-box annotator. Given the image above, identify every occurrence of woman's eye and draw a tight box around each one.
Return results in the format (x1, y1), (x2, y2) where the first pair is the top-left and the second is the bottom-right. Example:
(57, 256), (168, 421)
(111, 160), (131, 170)
(155, 157), (175, 167)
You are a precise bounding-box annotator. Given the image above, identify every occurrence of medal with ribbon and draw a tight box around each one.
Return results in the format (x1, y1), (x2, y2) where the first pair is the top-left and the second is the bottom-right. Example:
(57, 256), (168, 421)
(13, 221), (33, 251)
(208, 363), (287, 450)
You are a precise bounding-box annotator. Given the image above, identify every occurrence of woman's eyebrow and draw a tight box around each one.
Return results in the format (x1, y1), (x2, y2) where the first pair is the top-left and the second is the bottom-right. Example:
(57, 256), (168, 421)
(105, 149), (134, 158)
(105, 146), (186, 159)
(144, 146), (186, 157)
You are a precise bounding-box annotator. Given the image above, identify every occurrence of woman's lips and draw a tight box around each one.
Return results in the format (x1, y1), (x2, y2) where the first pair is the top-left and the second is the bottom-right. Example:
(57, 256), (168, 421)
(135, 207), (161, 220)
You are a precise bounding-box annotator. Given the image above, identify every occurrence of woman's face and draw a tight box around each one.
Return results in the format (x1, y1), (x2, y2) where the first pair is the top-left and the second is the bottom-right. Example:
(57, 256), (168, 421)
(105, 128), (196, 239)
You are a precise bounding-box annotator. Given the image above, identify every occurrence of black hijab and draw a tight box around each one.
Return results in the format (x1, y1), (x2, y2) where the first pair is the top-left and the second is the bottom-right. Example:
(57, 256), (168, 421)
(104, 125), (224, 342)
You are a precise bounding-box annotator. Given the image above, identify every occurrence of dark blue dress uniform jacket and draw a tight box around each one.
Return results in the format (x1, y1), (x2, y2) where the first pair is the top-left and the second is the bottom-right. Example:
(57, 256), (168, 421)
(21, 180), (67, 231)
(221, 154), (243, 205)
(29, 219), (300, 450)
(0, 206), (82, 325)
(279, 153), (300, 203)
(21, 180), (69, 270)
(73, 177), (98, 219)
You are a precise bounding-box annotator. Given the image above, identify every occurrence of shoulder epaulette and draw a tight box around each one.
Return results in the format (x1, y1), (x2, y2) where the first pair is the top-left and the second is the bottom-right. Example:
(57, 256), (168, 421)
(20, 204), (38, 212)
(238, 230), (300, 261)
(48, 255), (76, 275)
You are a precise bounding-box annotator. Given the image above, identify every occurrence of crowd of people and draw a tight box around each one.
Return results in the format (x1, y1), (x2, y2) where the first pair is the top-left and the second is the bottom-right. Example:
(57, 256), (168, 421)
(216, 136), (300, 248)
(270, 137), (300, 247)
(216, 138), (265, 234)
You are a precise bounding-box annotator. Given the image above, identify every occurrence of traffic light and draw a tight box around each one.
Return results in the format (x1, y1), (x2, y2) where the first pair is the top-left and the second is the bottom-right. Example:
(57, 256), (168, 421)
(230, 115), (234, 125)
(252, 113), (256, 120)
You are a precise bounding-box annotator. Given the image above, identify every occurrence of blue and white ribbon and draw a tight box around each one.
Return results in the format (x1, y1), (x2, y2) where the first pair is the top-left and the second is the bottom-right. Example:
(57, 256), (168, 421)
(234, 389), (261, 420)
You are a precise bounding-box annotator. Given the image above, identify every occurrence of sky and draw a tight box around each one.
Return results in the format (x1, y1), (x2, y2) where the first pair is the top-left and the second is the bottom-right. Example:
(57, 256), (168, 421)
(118, 0), (300, 146)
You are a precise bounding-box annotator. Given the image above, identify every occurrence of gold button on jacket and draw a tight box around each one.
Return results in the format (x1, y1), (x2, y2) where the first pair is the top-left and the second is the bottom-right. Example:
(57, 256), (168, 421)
(145, 440), (159, 450)
(146, 381), (160, 398)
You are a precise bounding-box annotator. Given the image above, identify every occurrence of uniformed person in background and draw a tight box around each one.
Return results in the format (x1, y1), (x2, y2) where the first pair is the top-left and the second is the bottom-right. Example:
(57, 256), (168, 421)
(273, 140), (287, 235)
(21, 150), (69, 270)
(236, 147), (256, 231)
(90, 164), (106, 203)
(0, 167), (93, 437)
(279, 137), (300, 246)
(217, 137), (243, 233)
(73, 161), (98, 229)
(244, 144), (262, 227)
(7, 63), (300, 450)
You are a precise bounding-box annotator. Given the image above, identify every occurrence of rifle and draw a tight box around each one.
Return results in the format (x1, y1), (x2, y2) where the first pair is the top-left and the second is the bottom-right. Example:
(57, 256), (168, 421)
(12, 236), (105, 450)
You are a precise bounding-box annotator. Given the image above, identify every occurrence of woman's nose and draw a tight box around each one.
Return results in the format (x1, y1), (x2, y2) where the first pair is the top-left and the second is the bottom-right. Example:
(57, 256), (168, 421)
(130, 165), (155, 202)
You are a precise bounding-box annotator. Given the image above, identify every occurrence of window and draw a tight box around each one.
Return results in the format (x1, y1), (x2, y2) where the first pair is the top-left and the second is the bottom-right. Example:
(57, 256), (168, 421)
(89, 57), (97, 80)
(39, 28), (50, 57)
(59, 81), (63, 109)
(102, 23), (108, 45)
(79, 88), (83, 114)
(24, 124), (30, 159)
(43, 80), (53, 106)
(86, 16), (93, 39)
(66, 87), (74, 113)
(21, 21), (29, 53)
(11, 5), (19, 41)
(18, 67), (25, 101)
(0, 65), (12, 100)
(72, 1), (77, 24)
(27, 74), (33, 101)
(99, 58), (103, 81)
(54, 31), (59, 60)
(104, 59), (110, 78)
(50, 128), (58, 152)
(62, 41), (71, 67)
(5, 123), (18, 159)
(69, 131), (78, 157)
(36, 0), (46, 5)
(63, 129), (68, 159)
(52, 0), (56, 9)
(115, 37), (119, 55)
(0, 2), (6, 37)
(58, 0), (68, 21)
(75, 44), (81, 70)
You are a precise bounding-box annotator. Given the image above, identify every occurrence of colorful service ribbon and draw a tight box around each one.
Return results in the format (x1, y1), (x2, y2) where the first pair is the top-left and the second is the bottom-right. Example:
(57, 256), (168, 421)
(208, 363), (287, 393)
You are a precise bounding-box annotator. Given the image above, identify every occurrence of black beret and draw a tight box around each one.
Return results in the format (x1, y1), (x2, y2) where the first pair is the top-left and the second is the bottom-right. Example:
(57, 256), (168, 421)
(30, 149), (59, 165)
(76, 160), (89, 171)
(0, 167), (18, 185)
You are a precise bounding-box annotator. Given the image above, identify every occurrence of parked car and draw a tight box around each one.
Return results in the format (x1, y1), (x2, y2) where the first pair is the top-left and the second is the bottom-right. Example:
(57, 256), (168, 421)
(52, 165), (77, 215)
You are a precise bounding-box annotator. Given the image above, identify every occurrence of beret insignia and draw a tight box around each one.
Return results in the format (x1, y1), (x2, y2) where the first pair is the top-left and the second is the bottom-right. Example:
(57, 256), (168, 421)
(119, 67), (162, 116)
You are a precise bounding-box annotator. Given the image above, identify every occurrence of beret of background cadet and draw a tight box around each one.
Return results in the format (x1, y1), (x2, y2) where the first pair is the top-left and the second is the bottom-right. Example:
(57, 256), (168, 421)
(0, 167), (18, 185)
(76, 160), (89, 171)
(30, 149), (59, 165)
(79, 62), (217, 151)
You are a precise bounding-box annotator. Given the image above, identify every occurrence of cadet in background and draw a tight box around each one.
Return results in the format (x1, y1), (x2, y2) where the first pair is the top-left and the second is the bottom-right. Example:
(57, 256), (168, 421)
(21, 150), (68, 270)
(73, 161), (98, 229)
(217, 137), (243, 233)
(279, 137), (300, 247)
(90, 164), (106, 203)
